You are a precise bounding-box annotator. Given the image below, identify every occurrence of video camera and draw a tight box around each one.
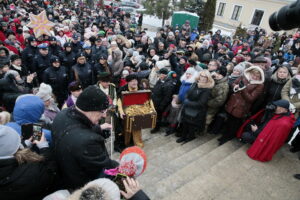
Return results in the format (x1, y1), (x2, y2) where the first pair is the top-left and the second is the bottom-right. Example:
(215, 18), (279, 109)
(269, 0), (300, 31)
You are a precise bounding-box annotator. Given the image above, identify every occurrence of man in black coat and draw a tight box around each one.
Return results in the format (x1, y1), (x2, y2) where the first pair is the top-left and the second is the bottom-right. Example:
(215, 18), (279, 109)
(59, 42), (77, 75)
(43, 56), (69, 108)
(32, 43), (52, 82)
(52, 85), (118, 190)
(70, 53), (95, 88)
(21, 36), (38, 73)
(151, 68), (177, 133)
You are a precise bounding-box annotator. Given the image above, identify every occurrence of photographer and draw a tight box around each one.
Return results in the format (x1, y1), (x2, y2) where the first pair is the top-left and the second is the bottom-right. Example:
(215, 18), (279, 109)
(0, 125), (58, 200)
(242, 100), (296, 162)
(52, 85), (118, 190)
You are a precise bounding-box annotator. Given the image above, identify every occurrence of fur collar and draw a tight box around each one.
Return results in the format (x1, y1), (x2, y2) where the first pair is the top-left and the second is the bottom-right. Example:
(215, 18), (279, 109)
(244, 65), (265, 85)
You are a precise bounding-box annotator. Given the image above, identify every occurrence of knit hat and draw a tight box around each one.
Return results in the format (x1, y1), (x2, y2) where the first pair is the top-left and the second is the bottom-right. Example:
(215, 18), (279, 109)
(125, 74), (138, 82)
(119, 146), (147, 177)
(273, 99), (290, 110)
(10, 54), (20, 63)
(68, 81), (82, 92)
(76, 85), (109, 112)
(216, 66), (227, 77)
(36, 83), (53, 101)
(68, 178), (120, 200)
(0, 125), (21, 159)
(158, 68), (169, 75)
(233, 63), (246, 74)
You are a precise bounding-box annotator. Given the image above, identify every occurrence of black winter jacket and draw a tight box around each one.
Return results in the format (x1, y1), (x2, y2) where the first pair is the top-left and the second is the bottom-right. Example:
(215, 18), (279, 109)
(21, 45), (37, 72)
(0, 148), (58, 200)
(52, 107), (118, 190)
(182, 83), (211, 128)
(152, 78), (177, 112)
(70, 63), (94, 88)
(43, 65), (69, 100)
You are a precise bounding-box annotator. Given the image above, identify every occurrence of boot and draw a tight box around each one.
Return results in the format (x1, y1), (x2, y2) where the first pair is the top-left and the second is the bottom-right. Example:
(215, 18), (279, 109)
(165, 125), (176, 136)
(150, 126), (160, 134)
(176, 137), (186, 143)
(294, 174), (300, 180)
(132, 130), (144, 148)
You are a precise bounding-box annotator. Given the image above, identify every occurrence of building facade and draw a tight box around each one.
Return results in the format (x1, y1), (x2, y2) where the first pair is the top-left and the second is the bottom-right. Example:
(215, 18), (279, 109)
(213, 0), (296, 36)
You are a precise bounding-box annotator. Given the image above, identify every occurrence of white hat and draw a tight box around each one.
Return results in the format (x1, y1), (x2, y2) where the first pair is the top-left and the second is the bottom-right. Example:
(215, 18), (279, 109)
(36, 83), (53, 102)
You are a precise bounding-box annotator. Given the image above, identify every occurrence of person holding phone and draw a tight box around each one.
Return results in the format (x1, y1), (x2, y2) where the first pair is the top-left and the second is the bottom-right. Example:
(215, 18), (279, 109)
(0, 125), (58, 200)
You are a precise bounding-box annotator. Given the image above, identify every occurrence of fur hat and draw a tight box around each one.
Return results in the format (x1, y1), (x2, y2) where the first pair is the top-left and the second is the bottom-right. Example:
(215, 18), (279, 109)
(76, 86), (109, 112)
(0, 125), (21, 159)
(68, 178), (120, 200)
(36, 83), (53, 102)
(10, 54), (20, 63)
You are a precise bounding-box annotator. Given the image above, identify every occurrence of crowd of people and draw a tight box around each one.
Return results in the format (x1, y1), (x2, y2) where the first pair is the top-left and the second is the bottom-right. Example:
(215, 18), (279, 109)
(1, 0), (300, 199)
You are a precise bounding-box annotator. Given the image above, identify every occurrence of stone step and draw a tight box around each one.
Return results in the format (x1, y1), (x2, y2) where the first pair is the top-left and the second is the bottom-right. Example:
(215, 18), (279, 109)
(138, 134), (218, 187)
(164, 144), (300, 200)
(143, 139), (243, 199)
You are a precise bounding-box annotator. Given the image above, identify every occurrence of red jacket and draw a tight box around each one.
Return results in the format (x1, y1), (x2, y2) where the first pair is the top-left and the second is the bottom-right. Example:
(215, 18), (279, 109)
(247, 113), (295, 162)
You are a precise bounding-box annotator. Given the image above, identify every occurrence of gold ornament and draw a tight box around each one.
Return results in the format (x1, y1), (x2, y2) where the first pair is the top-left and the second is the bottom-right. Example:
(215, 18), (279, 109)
(27, 10), (55, 38)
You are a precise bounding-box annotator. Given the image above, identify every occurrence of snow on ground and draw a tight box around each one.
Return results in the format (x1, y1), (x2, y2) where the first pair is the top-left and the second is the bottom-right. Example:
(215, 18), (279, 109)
(143, 15), (171, 28)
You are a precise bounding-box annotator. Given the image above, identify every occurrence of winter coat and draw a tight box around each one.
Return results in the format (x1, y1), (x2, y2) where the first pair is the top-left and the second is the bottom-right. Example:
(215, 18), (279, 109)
(32, 53), (52, 82)
(93, 62), (111, 76)
(225, 66), (265, 118)
(52, 107), (118, 190)
(178, 72), (197, 103)
(10, 64), (29, 79)
(281, 77), (300, 112)
(59, 51), (76, 73)
(111, 49), (123, 77)
(152, 77), (177, 112)
(0, 148), (58, 200)
(265, 73), (289, 104)
(71, 41), (82, 54)
(0, 75), (32, 112)
(43, 65), (69, 102)
(70, 63), (94, 88)
(181, 78), (214, 128)
(49, 44), (62, 57)
(21, 45), (37, 73)
(91, 45), (108, 58)
(247, 112), (295, 162)
(207, 77), (229, 117)
(5, 95), (52, 142)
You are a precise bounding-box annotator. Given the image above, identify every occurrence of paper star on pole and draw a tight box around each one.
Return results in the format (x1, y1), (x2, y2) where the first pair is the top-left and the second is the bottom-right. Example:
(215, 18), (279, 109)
(27, 10), (55, 38)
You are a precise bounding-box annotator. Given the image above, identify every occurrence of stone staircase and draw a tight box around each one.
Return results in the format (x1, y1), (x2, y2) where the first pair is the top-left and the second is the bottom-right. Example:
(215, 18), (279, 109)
(112, 129), (300, 200)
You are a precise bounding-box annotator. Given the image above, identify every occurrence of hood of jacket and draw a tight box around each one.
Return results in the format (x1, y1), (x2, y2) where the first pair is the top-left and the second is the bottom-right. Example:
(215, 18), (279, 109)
(244, 65), (265, 85)
(0, 46), (9, 57)
(13, 95), (44, 125)
(180, 71), (197, 84)
(112, 49), (123, 62)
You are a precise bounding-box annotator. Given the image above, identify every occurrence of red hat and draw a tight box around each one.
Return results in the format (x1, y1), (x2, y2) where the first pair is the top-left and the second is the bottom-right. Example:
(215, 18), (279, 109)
(169, 44), (176, 49)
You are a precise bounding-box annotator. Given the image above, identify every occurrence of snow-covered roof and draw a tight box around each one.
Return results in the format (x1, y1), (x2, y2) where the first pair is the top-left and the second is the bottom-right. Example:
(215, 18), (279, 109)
(173, 11), (199, 18)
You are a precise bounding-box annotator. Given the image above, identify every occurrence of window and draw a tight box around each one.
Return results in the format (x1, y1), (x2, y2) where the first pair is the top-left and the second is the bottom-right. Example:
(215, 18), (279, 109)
(251, 9), (264, 26)
(231, 5), (242, 21)
(217, 2), (226, 16)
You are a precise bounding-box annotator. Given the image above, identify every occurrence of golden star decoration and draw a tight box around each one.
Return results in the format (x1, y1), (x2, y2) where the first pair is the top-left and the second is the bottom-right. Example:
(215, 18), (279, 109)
(27, 10), (55, 38)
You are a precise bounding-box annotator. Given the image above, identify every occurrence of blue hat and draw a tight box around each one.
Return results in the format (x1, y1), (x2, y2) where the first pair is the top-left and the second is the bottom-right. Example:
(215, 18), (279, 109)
(83, 43), (91, 49)
(273, 99), (290, 110)
(37, 43), (48, 49)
